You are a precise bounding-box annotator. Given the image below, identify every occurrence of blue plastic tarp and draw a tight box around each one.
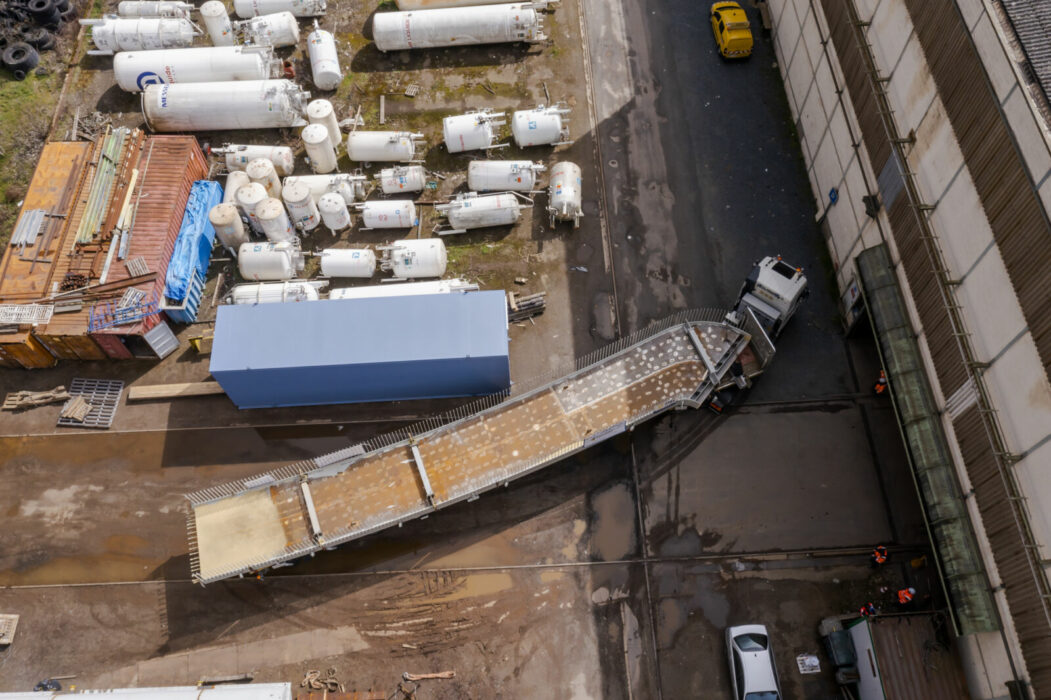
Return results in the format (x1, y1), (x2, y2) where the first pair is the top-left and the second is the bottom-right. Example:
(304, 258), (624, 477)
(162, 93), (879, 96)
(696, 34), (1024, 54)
(164, 180), (223, 302)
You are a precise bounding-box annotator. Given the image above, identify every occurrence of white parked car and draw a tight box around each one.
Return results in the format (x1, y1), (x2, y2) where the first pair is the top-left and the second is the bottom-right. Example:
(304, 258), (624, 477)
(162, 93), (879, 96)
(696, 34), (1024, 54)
(726, 624), (782, 700)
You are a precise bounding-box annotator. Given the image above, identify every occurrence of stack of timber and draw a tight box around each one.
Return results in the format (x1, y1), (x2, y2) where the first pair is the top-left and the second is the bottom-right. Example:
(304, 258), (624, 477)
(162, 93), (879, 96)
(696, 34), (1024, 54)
(2, 386), (71, 411)
(507, 290), (546, 322)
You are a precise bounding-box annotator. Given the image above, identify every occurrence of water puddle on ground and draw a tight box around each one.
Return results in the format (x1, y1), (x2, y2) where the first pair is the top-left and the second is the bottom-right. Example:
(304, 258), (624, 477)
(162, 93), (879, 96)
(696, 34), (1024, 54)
(589, 482), (637, 560)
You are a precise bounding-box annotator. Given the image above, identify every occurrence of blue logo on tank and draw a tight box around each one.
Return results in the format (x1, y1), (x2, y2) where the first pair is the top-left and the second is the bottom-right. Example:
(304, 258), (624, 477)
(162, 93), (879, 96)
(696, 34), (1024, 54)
(137, 71), (165, 91)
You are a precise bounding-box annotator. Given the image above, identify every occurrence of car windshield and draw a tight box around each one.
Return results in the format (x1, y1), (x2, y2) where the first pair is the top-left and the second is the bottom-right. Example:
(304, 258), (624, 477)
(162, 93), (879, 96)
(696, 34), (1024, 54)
(745, 694), (780, 700)
(734, 633), (768, 651)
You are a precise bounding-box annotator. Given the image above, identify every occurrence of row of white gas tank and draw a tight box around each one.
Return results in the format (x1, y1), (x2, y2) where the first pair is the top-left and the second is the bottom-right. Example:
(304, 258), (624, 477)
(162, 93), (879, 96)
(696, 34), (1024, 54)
(373, 3), (546, 51)
(235, 239), (447, 281)
(82, 12), (298, 55)
(443, 105), (571, 152)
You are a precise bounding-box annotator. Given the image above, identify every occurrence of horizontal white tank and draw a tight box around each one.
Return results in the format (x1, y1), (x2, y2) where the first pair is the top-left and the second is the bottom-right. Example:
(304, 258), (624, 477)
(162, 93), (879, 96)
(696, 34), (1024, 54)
(246, 157), (282, 198)
(233, 0), (325, 18)
(358, 200), (417, 229)
(282, 174), (366, 205)
(209, 203), (250, 253)
(306, 99), (341, 148)
(113, 46), (273, 93)
(319, 248), (377, 278)
(436, 191), (523, 231)
(282, 180), (320, 231)
(257, 197), (295, 243)
(223, 170), (251, 204)
(467, 160), (544, 192)
(239, 12), (300, 48)
(318, 192), (351, 232)
(117, 1), (193, 19)
(142, 80), (309, 131)
(443, 110), (504, 153)
(307, 23), (342, 91)
(373, 3), (545, 51)
(379, 165), (426, 194)
(511, 104), (571, 147)
(238, 241), (300, 281)
(548, 161), (583, 228)
(218, 144), (295, 176)
(230, 280), (326, 304)
(395, 0), (550, 8)
(329, 278), (477, 300)
(346, 131), (422, 163)
(200, 0), (235, 46)
(234, 182), (268, 233)
(81, 17), (199, 55)
(381, 239), (447, 279)
(302, 123), (337, 174)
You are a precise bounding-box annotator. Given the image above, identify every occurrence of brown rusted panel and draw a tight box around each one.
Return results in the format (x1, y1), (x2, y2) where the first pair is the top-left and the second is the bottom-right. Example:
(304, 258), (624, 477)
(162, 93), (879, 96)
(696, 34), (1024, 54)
(869, 616), (970, 699)
(0, 333), (57, 369)
(35, 333), (106, 361)
(91, 332), (132, 359)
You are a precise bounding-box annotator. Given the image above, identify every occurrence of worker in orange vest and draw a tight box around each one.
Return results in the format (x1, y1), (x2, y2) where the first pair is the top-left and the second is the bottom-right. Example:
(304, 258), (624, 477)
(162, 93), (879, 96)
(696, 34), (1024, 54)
(872, 545), (888, 567)
(897, 587), (916, 605)
(873, 370), (888, 395)
(859, 602), (877, 617)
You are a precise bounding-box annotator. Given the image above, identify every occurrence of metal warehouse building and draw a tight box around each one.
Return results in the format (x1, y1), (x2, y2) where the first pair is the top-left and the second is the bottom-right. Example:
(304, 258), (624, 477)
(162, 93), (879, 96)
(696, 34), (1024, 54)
(209, 291), (510, 409)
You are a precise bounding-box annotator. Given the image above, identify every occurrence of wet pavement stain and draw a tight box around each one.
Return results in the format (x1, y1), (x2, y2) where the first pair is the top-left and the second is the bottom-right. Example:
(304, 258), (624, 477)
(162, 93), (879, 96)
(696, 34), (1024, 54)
(588, 482), (637, 561)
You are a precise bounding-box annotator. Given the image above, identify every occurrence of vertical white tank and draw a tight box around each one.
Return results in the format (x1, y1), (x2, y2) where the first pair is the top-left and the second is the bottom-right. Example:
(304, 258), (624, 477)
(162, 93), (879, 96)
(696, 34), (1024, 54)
(372, 4), (546, 51)
(436, 192), (523, 231)
(223, 170), (252, 204)
(233, 0), (326, 18)
(81, 17), (199, 55)
(306, 99), (341, 147)
(219, 144), (295, 176)
(382, 239), (447, 279)
(346, 131), (421, 162)
(307, 22), (342, 91)
(230, 280), (325, 304)
(246, 157), (282, 198)
(301, 123), (337, 174)
(256, 197), (295, 242)
(467, 160), (544, 192)
(209, 203), (250, 254)
(282, 174), (366, 204)
(548, 161), (583, 228)
(239, 12), (300, 48)
(141, 80), (310, 131)
(117, 1), (193, 19)
(358, 200), (417, 229)
(511, 104), (571, 147)
(319, 248), (377, 278)
(113, 46), (274, 93)
(442, 110), (504, 153)
(379, 165), (426, 194)
(235, 182), (268, 234)
(237, 241), (299, 281)
(200, 0), (235, 46)
(318, 192), (351, 232)
(282, 181), (321, 231)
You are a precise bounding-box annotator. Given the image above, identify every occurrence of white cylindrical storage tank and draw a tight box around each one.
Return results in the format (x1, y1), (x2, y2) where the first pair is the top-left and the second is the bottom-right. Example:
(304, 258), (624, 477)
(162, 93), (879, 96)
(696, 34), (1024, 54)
(379, 165), (426, 194)
(282, 181), (321, 231)
(548, 161), (583, 228)
(359, 200), (417, 229)
(395, 0), (548, 7)
(443, 111), (500, 153)
(113, 46), (273, 93)
(372, 4), (545, 51)
(467, 160), (543, 192)
(329, 278), (477, 300)
(200, 0), (235, 46)
(209, 203), (250, 253)
(233, 0), (325, 18)
(318, 192), (351, 232)
(246, 157), (282, 198)
(319, 248), (376, 278)
(223, 170), (252, 204)
(307, 24), (341, 91)
(301, 123), (337, 174)
(142, 80), (309, 131)
(241, 12), (300, 48)
(234, 182), (268, 233)
(511, 105), (570, 147)
(385, 239), (447, 279)
(221, 144), (294, 176)
(346, 131), (419, 163)
(230, 281), (323, 304)
(282, 174), (364, 205)
(438, 192), (522, 230)
(118, 1), (193, 19)
(237, 241), (298, 281)
(81, 17), (198, 55)
(307, 99), (341, 148)
(256, 197), (295, 243)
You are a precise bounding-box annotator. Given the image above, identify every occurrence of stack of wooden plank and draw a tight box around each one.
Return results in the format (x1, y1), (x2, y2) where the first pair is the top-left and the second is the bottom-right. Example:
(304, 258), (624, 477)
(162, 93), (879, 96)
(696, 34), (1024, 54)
(507, 291), (546, 323)
(59, 395), (93, 422)
(2, 386), (71, 411)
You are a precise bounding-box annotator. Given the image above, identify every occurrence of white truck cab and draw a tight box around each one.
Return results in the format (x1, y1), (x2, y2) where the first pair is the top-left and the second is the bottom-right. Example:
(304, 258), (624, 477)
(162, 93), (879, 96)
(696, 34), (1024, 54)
(728, 256), (808, 338)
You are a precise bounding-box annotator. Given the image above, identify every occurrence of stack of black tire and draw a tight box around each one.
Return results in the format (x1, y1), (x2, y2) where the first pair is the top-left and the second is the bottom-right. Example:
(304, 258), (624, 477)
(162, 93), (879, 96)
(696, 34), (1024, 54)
(1, 0), (77, 80)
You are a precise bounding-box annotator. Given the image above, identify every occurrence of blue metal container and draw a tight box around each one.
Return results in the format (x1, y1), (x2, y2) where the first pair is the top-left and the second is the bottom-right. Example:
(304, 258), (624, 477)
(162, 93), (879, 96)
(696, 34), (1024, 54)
(209, 291), (510, 408)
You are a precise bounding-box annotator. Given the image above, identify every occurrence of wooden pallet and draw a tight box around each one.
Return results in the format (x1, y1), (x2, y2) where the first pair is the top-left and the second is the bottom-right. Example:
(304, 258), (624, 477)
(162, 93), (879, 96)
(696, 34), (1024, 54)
(2, 386), (70, 411)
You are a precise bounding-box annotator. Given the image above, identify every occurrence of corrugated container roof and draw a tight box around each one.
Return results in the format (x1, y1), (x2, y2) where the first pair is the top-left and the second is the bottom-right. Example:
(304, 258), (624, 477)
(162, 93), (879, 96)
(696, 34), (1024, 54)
(1002, 0), (1051, 103)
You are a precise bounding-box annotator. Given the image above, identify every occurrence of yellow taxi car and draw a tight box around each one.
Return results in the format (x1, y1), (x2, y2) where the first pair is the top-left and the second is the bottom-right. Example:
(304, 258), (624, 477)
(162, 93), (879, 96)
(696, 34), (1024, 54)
(710, 1), (754, 59)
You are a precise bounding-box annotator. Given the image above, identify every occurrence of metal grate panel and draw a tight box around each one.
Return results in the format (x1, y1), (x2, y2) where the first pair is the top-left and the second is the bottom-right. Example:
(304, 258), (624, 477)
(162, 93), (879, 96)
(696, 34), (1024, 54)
(0, 304), (54, 325)
(57, 378), (124, 429)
